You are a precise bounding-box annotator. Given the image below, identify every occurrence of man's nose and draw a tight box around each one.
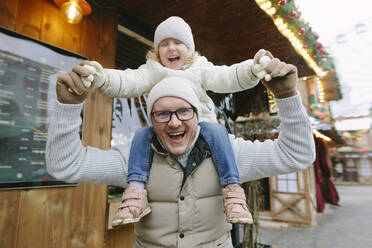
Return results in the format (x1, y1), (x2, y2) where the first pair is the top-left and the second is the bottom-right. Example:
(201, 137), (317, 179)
(168, 113), (182, 127)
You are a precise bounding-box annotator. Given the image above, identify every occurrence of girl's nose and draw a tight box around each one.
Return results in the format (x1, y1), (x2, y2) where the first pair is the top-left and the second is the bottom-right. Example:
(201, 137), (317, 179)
(167, 41), (176, 50)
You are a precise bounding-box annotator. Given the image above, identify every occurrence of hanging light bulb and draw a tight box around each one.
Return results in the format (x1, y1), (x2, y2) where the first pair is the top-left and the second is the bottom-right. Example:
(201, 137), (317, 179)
(54, 0), (91, 24)
(62, 1), (82, 24)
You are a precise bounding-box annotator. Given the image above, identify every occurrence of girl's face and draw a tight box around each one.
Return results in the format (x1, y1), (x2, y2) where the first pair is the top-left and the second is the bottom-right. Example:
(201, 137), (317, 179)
(158, 38), (189, 70)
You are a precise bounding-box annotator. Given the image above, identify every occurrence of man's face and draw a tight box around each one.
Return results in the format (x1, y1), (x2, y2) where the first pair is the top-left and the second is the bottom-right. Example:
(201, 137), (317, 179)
(152, 96), (198, 155)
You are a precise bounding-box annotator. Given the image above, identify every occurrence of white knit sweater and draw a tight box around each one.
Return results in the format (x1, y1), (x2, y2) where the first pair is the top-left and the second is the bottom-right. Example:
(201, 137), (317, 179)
(45, 94), (315, 187)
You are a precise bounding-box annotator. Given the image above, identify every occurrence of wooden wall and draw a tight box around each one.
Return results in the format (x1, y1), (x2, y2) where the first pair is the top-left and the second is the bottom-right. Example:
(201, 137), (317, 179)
(0, 0), (131, 247)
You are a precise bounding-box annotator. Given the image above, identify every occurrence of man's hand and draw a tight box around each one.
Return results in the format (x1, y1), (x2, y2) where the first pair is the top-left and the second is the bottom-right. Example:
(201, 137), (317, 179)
(261, 58), (298, 99)
(56, 70), (95, 104)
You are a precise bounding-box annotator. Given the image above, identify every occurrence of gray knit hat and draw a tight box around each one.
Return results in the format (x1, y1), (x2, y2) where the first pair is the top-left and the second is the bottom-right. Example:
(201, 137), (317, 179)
(146, 77), (201, 124)
(154, 16), (195, 52)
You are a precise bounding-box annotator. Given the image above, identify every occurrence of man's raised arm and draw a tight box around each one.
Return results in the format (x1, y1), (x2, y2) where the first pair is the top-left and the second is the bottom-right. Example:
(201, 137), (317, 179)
(230, 58), (315, 182)
(45, 68), (129, 187)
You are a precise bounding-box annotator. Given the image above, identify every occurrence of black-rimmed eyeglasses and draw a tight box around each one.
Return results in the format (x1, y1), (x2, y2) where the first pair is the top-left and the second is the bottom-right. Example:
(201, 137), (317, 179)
(151, 107), (195, 123)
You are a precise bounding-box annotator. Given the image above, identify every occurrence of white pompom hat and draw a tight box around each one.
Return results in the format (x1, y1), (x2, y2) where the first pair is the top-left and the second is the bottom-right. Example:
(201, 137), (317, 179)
(154, 16), (195, 52)
(146, 77), (201, 124)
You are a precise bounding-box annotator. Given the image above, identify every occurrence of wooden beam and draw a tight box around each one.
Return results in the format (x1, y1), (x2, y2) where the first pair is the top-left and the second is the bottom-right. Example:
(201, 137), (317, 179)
(118, 24), (153, 48)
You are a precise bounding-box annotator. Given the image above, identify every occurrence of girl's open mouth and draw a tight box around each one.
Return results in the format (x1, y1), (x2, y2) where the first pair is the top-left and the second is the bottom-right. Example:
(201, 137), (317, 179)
(168, 56), (180, 63)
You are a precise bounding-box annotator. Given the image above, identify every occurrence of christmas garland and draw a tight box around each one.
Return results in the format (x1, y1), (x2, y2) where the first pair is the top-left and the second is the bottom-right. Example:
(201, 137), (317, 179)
(256, 0), (335, 72)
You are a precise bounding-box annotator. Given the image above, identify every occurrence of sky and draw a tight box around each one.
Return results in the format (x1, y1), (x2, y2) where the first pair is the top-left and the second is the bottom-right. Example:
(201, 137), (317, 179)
(296, 0), (372, 130)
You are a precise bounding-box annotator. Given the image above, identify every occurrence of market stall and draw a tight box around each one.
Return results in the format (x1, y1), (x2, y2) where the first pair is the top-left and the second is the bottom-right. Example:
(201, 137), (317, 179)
(0, 0), (342, 247)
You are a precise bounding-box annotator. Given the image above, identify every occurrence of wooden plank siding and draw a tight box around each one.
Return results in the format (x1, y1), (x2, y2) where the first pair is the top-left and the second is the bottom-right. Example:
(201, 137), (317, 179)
(0, 0), (18, 30)
(0, 0), (122, 247)
(0, 190), (21, 247)
(118, 0), (315, 77)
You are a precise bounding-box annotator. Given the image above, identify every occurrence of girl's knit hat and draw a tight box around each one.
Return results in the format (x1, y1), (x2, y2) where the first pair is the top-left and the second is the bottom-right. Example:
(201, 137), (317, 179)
(154, 16), (195, 52)
(146, 77), (201, 124)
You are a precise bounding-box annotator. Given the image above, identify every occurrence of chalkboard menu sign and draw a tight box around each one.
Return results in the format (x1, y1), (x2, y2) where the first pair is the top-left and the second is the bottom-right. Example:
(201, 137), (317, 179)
(0, 27), (86, 190)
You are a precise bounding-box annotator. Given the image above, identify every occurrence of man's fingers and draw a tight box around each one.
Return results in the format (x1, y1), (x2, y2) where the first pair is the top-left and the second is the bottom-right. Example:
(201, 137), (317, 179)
(69, 71), (87, 94)
(266, 58), (295, 79)
(57, 73), (75, 92)
(79, 60), (91, 66)
(271, 61), (286, 78)
(56, 70), (96, 104)
(266, 58), (297, 78)
(266, 58), (284, 76)
(56, 80), (68, 92)
(72, 65), (91, 77)
(265, 58), (279, 74)
(56, 81), (73, 103)
(278, 64), (296, 77)
(57, 72), (84, 95)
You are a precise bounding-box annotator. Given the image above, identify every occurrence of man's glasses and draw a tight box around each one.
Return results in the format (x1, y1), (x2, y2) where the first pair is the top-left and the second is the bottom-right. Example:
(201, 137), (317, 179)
(151, 108), (195, 123)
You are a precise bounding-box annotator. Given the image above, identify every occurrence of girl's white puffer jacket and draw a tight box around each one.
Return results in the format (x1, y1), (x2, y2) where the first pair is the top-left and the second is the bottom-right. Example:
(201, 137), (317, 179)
(99, 56), (259, 122)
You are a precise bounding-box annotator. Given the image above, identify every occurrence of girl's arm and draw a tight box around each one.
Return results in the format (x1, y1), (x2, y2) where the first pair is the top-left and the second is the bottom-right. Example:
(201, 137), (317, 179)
(84, 61), (156, 98)
(200, 50), (271, 93)
(100, 63), (155, 98)
(201, 60), (259, 93)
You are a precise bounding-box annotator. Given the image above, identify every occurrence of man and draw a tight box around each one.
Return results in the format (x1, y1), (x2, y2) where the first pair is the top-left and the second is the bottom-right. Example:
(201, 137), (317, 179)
(46, 58), (315, 247)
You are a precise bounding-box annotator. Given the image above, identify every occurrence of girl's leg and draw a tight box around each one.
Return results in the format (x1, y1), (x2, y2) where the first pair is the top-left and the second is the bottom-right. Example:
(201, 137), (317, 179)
(112, 127), (154, 227)
(199, 122), (240, 186)
(127, 127), (154, 184)
(199, 122), (252, 224)
(128, 180), (145, 190)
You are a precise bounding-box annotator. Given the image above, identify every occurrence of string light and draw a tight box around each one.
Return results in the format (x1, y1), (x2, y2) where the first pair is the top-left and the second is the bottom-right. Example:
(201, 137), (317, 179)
(255, 0), (327, 78)
(316, 77), (325, 102)
(267, 7), (277, 15)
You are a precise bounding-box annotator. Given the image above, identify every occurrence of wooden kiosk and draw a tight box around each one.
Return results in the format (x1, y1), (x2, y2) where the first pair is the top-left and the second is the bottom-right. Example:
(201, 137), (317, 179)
(235, 121), (318, 226)
(234, 73), (342, 226)
(0, 0), (338, 247)
(266, 167), (318, 226)
(333, 131), (372, 185)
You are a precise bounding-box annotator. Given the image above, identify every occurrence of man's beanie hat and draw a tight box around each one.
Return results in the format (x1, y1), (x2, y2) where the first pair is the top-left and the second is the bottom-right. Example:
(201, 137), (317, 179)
(154, 16), (195, 52)
(146, 77), (201, 124)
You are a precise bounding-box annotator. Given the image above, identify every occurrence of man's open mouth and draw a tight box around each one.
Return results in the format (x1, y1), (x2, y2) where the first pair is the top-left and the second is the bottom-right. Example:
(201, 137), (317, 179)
(168, 131), (185, 141)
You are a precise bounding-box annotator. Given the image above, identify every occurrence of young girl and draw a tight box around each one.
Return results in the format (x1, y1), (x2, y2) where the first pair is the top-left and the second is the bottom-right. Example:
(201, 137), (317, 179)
(79, 16), (272, 226)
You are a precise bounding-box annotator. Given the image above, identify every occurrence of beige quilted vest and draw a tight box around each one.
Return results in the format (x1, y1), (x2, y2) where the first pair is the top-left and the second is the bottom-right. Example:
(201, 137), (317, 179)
(133, 152), (232, 248)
